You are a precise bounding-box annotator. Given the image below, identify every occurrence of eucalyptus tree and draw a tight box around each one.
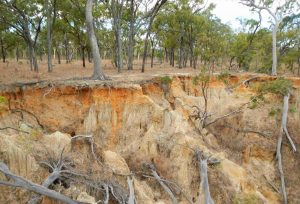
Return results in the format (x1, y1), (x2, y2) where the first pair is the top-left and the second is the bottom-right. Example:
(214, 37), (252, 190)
(241, 0), (298, 76)
(141, 0), (167, 73)
(0, 26), (21, 63)
(278, 14), (300, 74)
(0, 0), (45, 71)
(104, 0), (126, 72)
(228, 17), (261, 71)
(45, 0), (57, 72)
(126, 0), (143, 70)
(86, 0), (107, 80)
(61, 0), (88, 67)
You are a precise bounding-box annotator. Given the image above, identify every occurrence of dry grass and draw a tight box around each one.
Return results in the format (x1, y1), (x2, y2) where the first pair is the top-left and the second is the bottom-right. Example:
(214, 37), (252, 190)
(0, 58), (199, 84)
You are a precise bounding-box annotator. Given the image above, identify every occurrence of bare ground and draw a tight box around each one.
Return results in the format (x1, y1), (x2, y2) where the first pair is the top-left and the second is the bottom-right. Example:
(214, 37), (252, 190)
(0, 59), (199, 84)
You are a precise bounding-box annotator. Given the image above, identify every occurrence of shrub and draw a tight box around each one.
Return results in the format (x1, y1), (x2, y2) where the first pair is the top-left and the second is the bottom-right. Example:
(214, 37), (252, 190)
(192, 69), (210, 86)
(289, 106), (297, 114)
(233, 193), (262, 204)
(269, 107), (281, 116)
(217, 70), (230, 85)
(160, 76), (172, 85)
(257, 77), (292, 96)
(0, 96), (7, 104)
(248, 95), (264, 109)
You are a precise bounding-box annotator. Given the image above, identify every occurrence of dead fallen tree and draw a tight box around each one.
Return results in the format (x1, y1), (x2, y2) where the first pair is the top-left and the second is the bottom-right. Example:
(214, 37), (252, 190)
(0, 162), (82, 204)
(27, 148), (81, 204)
(147, 163), (179, 204)
(221, 121), (271, 138)
(195, 149), (218, 204)
(127, 176), (136, 204)
(0, 126), (29, 134)
(276, 93), (297, 204)
(189, 93), (262, 130)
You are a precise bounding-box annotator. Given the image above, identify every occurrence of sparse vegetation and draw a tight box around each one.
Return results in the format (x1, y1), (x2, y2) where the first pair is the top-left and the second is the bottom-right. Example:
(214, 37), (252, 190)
(269, 107), (281, 117)
(160, 76), (172, 85)
(0, 96), (6, 104)
(257, 78), (292, 96)
(233, 193), (262, 204)
(0, 0), (299, 204)
(217, 70), (230, 85)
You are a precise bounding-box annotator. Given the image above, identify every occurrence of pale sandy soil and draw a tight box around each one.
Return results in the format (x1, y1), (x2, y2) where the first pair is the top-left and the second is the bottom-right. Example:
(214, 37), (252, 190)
(0, 59), (199, 84)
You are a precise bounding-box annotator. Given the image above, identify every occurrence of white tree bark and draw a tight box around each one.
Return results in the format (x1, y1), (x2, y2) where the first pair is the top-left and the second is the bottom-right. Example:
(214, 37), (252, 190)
(86, 0), (106, 80)
(195, 150), (215, 204)
(0, 162), (80, 204)
(148, 164), (178, 204)
(127, 176), (136, 204)
(46, 0), (53, 72)
(276, 93), (297, 204)
(271, 21), (280, 76)
(239, 0), (291, 76)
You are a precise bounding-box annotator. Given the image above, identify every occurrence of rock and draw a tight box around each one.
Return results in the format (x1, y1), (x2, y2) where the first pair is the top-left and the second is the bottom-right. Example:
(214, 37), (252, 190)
(19, 123), (34, 134)
(220, 159), (249, 192)
(77, 192), (96, 204)
(103, 150), (130, 175)
(134, 179), (155, 204)
(155, 201), (167, 204)
(200, 128), (208, 136)
(40, 131), (71, 153)
(0, 134), (38, 178)
(204, 133), (219, 148)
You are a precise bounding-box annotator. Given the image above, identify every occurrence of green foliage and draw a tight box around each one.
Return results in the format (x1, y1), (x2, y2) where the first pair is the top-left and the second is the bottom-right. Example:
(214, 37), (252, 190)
(192, 68), (210, 85)
(233, 193), (262, 204)
(248, 95), (264, 109)
(257, 78), (292, 96)
(269, 107), (281, 116)
(289, 105), (297, 114)
(0, 96), (7, 104)
(0, 0), (299, 74)
(160, 76), (172, 85)
(217, 70), (230, 85)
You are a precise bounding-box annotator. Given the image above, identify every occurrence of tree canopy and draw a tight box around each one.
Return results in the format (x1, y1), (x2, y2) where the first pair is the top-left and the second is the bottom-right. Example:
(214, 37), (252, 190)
(0, 0), (299, 76)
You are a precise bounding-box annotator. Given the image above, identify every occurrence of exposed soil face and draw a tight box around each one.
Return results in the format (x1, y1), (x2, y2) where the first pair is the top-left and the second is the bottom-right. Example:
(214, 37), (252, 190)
(0, 74), (300, 204)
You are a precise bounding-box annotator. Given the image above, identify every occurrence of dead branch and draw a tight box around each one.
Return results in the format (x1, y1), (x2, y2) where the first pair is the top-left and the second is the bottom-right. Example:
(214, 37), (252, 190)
(263, 174), (280, 194)
(28, 148), (83, 204)
(283, 126), (296, 152)
(43, 82), (55, 98)
(226, 76), (259, 92)
(143, 174), (193, 204)
(276, 93), (296, 204)
(0, 162), (82, 204)
(127, 176), (136, 204)
(103, 184), (110, 204)
(0, 126), (29, 134)
(222, 122), (271, 138)
(71, 134), (132, 177)
(205, 108), (242, 127)
(147, 164), (179, 204)
(195, 149), (215, 204)
(71, 135), (103, 167)
(11, 109), (44, 129)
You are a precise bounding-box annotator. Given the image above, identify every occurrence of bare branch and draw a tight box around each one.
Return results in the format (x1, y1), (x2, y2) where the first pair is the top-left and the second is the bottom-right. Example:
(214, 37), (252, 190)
(127, 176), (136, 204)
(147, 164), (179, 204)
(0, 126), (29, 134)
(0, 162), (81, 204)
(195, 149), (215, 204)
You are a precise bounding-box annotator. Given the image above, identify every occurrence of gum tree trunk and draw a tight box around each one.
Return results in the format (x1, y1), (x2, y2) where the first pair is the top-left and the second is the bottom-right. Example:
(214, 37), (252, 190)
(0, 38), (5, 63)
(86, 0), (106, 79)
(46, 0), (53, 72)
(127, 0), (135, 70)
(271, 21), (279, 75)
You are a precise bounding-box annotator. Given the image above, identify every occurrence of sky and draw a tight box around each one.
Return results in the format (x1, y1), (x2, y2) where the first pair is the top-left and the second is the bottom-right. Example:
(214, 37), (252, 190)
(208, 0), (271, 31)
